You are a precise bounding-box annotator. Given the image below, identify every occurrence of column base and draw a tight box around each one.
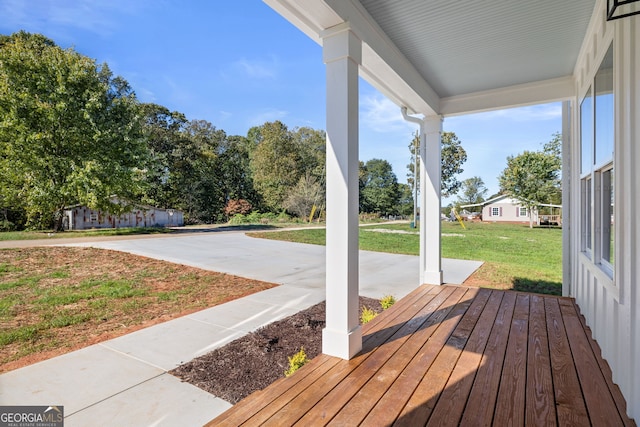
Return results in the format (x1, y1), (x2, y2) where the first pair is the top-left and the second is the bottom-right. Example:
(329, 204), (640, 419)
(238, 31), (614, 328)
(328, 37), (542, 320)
(322, 325), (362, 360)
(423, 270), (444, 285)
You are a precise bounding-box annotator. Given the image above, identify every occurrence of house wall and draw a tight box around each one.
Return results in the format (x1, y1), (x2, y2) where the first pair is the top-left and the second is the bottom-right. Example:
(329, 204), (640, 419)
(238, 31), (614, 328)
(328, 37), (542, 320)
(65, 207), (183, 230)
(481, 201), (537, 223)
(571, 1), (639, 418)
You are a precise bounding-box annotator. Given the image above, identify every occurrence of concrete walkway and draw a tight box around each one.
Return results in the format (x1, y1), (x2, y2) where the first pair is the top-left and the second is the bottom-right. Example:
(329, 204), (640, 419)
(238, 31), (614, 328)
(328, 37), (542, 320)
(0, 231), (482, 426)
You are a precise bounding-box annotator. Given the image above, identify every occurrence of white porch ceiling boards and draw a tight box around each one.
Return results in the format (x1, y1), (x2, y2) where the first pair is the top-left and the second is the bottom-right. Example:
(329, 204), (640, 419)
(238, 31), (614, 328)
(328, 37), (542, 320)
(265, 0), (597, 115)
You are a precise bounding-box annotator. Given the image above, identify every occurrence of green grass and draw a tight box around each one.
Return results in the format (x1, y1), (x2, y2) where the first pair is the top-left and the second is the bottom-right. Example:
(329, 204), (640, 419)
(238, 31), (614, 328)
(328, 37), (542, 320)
(249, 221), (563, 295)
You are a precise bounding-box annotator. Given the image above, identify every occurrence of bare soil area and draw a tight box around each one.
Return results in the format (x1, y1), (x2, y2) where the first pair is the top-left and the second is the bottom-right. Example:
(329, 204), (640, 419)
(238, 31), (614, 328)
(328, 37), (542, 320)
(0, 246), (275, 372)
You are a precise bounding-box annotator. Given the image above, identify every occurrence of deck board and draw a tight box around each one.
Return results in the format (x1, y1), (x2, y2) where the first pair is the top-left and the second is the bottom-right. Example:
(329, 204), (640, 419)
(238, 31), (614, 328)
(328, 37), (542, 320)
(459, 290), (515, 425)
(206, 285), (636, 427)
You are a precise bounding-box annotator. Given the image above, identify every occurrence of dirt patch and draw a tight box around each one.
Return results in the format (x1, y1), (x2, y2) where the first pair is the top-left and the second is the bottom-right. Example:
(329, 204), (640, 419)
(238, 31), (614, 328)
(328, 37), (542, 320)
(0, 247), (276, 372)
(171, 297), (382, 404)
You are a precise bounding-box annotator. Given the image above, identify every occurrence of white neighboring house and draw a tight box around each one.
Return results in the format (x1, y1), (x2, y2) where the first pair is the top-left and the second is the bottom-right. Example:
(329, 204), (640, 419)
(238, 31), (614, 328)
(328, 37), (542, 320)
(266, 0), (640, 417)
(460, 195), (561, 225)
(63, 203), (183, 230)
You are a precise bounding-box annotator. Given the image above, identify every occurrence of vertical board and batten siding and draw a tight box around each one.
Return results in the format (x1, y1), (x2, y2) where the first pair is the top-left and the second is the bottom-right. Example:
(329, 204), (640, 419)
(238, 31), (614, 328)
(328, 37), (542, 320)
(572, 1), (639, 419)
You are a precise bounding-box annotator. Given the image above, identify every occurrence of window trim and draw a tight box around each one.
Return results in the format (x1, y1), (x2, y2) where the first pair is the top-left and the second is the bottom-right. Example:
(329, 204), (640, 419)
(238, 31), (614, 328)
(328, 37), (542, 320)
(579, 43), (614, 278)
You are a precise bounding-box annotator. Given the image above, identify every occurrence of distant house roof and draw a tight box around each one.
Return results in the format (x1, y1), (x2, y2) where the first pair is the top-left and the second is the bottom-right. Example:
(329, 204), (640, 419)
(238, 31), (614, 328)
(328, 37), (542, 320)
(459, 195), (561, 209)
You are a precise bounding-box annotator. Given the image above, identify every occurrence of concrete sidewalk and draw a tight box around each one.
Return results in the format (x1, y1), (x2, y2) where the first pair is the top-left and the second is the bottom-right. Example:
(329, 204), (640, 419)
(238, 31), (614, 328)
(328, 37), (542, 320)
(0, 232), (482, 426)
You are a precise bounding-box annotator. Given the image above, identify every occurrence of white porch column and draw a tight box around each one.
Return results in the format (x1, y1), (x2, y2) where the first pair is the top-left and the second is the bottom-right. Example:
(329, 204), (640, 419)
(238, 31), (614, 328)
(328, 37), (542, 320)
(420, 116), (444, 285)
(561, 100), (572, 297)
(321, 24), (362, 360)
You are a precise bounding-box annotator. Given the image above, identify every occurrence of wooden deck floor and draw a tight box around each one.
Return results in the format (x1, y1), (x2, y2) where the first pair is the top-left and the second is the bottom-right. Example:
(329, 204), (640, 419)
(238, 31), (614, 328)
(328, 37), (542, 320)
(207, 285), (636, 426)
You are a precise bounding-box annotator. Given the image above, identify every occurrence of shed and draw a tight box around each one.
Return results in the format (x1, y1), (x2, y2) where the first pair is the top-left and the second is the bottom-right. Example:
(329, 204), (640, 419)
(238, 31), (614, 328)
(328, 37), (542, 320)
(63, 203), (183, 230)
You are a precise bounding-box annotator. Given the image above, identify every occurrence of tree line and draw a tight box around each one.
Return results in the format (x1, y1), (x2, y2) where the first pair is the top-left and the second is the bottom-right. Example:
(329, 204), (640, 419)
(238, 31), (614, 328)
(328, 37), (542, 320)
(0, 31), (421, 231)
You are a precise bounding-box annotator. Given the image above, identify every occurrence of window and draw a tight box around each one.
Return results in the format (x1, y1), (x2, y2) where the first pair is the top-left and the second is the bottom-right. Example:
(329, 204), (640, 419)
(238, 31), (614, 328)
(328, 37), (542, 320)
(519, 207), (527, 217)
(580, 44), (614, 276)
(89, 213), (98, 222)
(491, 207), (500, 217)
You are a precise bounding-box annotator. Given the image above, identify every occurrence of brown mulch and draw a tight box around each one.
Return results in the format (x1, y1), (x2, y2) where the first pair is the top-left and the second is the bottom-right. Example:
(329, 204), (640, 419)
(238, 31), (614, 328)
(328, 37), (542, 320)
(171, 297), (382, 404)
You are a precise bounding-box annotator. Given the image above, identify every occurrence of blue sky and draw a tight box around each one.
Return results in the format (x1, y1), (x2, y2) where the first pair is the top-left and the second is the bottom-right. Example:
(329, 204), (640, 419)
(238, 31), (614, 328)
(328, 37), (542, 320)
(0, 0), (562, 203)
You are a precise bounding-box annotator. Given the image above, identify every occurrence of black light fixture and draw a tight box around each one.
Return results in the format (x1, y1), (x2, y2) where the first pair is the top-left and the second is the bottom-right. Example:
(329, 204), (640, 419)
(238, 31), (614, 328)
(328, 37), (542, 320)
(607, 0), (640, 20)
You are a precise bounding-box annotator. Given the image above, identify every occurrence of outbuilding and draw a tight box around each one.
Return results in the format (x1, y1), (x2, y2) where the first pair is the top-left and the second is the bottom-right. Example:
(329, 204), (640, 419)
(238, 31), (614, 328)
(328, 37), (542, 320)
(63, 203), (183, 230)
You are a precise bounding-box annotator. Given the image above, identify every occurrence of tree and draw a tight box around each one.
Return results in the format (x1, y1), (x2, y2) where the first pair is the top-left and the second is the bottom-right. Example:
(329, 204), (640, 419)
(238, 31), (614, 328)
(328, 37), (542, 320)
(456, 177), (488, 208)
(0, 32), (148, 230)
(248, 122), (326, 213)
(542, 132), (563, 205)
(360, 159), (400, 216)
(498, 147), (561, 228)
(283, 174), (323, 221)
(407, 131), (467, 198)
(395, 183), (414, 217)
(138, 103), (188, 210)
(249, 121), (303, 211)
(441, 132), (467, 197)
(218, 135), (261, 211)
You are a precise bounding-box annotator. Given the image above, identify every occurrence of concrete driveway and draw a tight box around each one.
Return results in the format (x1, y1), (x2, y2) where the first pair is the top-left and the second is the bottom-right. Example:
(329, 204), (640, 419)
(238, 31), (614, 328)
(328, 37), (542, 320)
(64, 230), (482, 299)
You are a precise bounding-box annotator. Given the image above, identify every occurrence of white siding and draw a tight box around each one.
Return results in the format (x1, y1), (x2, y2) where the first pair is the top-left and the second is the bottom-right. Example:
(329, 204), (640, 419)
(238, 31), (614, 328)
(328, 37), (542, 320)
(481, 198), (538, 223)
(64, 206), (183, 230)
(572, 2), (639, 418)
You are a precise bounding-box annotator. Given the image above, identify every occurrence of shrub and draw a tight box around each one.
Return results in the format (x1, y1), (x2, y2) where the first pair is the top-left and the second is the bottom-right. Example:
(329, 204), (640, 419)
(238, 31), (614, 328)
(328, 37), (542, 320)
(246, 211), (263, 224)
(229, 214), (247, 225)
(224, 199), (252, 217)
(284, 347), (309, 377)
(380, 295), (396, 310)
(360, 306), (378, 324)
(0, 220), (16, 232)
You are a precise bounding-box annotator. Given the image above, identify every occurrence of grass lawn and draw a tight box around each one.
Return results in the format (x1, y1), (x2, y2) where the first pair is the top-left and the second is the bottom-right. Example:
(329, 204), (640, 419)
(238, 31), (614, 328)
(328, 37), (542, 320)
(0, 247), (275, 372)
(249, 221), (563, 295)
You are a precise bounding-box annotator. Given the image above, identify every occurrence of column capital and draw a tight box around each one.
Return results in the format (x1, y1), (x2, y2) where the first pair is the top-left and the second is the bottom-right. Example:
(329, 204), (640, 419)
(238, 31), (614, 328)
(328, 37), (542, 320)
(322, 23), (362, 65)
(423, 115), (444, 134)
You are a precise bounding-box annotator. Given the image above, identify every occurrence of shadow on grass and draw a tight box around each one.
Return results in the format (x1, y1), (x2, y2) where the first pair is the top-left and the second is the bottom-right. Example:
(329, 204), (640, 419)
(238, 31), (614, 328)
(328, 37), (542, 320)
(512, 277), (562, 296)
(171, 224), (279, 233)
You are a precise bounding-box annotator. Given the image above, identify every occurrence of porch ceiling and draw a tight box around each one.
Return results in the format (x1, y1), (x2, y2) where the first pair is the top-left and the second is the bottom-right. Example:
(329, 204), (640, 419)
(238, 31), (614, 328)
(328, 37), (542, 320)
(265, 0), (597, 115)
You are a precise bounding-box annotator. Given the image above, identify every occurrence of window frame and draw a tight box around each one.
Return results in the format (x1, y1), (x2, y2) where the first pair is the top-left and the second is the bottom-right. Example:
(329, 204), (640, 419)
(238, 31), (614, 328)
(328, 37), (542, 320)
(579, 43), (614, 278)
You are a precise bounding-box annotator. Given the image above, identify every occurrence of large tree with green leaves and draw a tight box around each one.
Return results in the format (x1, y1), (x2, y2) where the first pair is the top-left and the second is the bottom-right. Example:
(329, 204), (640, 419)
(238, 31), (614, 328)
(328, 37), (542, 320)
(498, 138), (561, 227)
(0, 32), (148, 230)
(249, 121), (302, 211)
(360, 158), (400, 216)
(407, 130), (467, 198)
(139, 103), (189, 210)
(248, 122), (326, 214)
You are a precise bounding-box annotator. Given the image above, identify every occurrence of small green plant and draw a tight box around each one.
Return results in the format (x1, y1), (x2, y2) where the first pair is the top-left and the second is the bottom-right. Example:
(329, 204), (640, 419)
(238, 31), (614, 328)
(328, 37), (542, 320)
(284, 347), (309, 377)
(360, 306), (378, 324)
(380, 295), (396, 310)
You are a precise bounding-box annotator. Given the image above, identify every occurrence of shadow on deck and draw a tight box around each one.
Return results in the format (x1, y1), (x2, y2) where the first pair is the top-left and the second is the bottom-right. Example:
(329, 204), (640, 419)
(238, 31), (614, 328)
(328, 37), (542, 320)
(207, 284), (635, 426)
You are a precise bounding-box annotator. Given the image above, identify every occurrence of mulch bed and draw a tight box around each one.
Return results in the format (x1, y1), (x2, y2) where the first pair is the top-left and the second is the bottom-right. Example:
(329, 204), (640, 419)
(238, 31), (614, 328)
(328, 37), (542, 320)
(170, 296), (382, 404)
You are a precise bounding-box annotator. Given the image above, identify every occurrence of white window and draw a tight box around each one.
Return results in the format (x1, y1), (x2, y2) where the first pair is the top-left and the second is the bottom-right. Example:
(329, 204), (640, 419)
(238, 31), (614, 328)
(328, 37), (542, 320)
(89, 213), (98, 222)
(519, 207), (527, 217)
(580, 44), (614, 276)
(491, 207), (500, 217)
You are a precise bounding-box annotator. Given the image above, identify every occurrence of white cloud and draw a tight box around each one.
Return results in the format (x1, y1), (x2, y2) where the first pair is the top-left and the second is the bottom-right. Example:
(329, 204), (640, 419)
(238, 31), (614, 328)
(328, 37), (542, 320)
(231, 57), (279, 80)
(0, 0), (152, 38)
(247, 109), (289, 127)
(360, 93), (416, 133)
